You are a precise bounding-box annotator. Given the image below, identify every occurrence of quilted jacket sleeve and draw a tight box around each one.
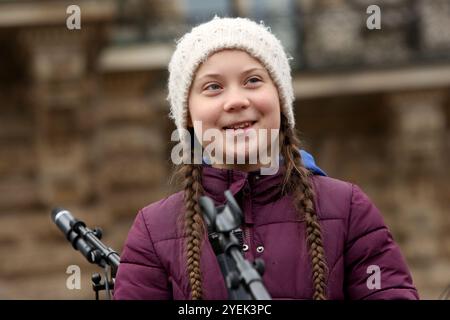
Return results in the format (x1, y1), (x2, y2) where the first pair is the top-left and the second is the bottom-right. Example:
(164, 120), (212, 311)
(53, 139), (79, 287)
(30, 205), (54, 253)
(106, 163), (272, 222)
(344, 184), (419, 299)
(113, 210), (171, 299)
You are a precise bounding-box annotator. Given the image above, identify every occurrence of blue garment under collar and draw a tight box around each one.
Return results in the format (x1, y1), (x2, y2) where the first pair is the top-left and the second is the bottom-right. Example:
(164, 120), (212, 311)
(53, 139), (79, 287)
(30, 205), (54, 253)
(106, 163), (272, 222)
(202, 149), (326, 176)
(299, 149), (327, 176)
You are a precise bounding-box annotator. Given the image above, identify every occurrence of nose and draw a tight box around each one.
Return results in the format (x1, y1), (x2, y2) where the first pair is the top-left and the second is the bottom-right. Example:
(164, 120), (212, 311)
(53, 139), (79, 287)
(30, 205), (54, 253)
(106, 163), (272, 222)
(223, 87), (250, 112)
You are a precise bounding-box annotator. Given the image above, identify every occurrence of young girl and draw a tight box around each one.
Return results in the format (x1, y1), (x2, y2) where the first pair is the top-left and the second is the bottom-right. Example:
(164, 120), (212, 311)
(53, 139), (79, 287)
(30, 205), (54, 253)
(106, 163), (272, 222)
(113, 16), (419, 300)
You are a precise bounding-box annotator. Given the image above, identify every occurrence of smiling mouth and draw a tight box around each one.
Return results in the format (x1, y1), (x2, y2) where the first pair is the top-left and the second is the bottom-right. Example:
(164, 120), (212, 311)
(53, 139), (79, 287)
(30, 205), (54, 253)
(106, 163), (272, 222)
(222, 121), (257, 130)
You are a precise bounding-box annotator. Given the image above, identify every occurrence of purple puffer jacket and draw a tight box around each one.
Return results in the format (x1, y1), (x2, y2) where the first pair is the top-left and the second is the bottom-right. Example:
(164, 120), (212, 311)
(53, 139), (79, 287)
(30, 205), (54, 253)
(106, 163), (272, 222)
(113, 165), (419, 300)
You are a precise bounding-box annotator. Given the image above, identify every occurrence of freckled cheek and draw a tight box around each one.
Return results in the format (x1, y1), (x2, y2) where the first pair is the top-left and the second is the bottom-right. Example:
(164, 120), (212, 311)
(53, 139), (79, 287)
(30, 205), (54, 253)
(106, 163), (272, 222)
(189, 99), (222, 129)
(253, 92), (280, 117)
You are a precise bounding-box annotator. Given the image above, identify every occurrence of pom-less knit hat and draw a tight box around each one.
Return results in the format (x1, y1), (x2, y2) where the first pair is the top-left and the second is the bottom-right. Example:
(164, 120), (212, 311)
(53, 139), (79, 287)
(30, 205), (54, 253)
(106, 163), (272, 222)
(167, 16), (295, 137)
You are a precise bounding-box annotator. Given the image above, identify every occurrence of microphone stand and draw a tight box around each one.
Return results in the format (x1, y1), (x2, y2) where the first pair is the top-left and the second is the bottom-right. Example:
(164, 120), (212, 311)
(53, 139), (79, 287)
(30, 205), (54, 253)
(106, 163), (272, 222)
(199, 190), (271, 300)
(51, 208), (120, 300)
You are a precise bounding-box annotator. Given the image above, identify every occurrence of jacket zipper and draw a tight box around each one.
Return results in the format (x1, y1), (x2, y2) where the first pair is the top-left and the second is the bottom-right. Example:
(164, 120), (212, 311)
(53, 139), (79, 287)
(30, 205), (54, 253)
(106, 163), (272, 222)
(241, 180), (253, 258)
(242, 224), (252, 258)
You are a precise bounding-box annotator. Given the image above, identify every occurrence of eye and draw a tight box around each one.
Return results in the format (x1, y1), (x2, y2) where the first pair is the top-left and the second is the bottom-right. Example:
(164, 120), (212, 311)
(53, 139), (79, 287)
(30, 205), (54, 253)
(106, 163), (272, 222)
(246, 77), (262, 85)
(204, 83), (221, 91)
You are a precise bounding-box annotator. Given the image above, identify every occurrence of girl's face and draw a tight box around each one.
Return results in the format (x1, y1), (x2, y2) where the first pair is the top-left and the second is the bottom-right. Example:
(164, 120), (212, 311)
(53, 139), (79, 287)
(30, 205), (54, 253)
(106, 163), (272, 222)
(188, 49), (281, 171)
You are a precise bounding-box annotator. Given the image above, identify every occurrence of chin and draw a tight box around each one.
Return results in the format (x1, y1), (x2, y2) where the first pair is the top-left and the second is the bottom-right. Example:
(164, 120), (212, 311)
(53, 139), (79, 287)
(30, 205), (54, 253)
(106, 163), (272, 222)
(226, 145), (260, 165)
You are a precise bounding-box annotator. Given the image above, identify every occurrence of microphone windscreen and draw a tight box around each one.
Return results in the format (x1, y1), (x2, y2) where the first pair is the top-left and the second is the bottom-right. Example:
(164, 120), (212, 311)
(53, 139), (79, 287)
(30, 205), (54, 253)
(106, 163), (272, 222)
(51, 207), (66, 223)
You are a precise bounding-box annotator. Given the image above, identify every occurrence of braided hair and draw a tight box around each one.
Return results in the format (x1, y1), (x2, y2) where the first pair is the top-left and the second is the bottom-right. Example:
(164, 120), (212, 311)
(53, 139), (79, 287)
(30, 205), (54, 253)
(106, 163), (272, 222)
(279, 114), (328, 300)
(173, 116), (328, 299)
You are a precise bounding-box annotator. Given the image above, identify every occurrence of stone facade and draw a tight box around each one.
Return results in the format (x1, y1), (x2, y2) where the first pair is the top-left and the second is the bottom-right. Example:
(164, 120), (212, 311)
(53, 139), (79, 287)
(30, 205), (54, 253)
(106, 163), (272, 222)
(0, 0), (448, 299)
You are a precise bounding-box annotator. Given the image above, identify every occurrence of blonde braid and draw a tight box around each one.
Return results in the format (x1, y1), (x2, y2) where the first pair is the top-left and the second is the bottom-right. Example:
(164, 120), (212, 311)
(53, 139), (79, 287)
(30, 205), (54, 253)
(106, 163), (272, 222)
(280, 115), (328, 300)
(179, 163), (205, 299)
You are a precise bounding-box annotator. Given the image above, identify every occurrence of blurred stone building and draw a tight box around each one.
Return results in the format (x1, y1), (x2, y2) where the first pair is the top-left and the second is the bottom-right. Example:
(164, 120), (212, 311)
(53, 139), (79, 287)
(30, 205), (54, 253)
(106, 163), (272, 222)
(0, 0), (448, 299)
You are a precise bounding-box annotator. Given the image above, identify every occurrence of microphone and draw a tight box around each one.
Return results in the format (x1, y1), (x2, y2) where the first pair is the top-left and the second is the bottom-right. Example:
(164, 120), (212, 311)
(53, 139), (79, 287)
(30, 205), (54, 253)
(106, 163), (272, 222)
(51, 208), (120, 270)
(52, 207), (120, 300)
(51, 207), (97, 263)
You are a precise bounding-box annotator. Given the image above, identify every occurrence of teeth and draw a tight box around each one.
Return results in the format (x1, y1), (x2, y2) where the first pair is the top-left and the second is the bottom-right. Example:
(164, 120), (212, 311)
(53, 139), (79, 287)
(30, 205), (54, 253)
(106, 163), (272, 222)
(226, 121), (252, 130)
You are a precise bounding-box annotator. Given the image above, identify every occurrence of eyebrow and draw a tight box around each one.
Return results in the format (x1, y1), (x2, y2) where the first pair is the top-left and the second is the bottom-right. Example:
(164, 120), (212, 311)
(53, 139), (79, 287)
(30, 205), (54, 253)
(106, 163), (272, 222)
(196, 67), (267, 82)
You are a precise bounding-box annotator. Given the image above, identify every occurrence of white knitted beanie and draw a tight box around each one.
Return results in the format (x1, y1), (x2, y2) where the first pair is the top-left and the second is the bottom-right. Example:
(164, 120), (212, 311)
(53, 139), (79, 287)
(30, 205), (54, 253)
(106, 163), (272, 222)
(167, 16), (295, 137)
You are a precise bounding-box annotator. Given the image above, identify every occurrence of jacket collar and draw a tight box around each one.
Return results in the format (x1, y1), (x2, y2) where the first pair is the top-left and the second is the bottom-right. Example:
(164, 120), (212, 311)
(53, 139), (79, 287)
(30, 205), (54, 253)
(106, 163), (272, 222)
(201, 164), (286, 206)
(200, 150), (326, 221)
